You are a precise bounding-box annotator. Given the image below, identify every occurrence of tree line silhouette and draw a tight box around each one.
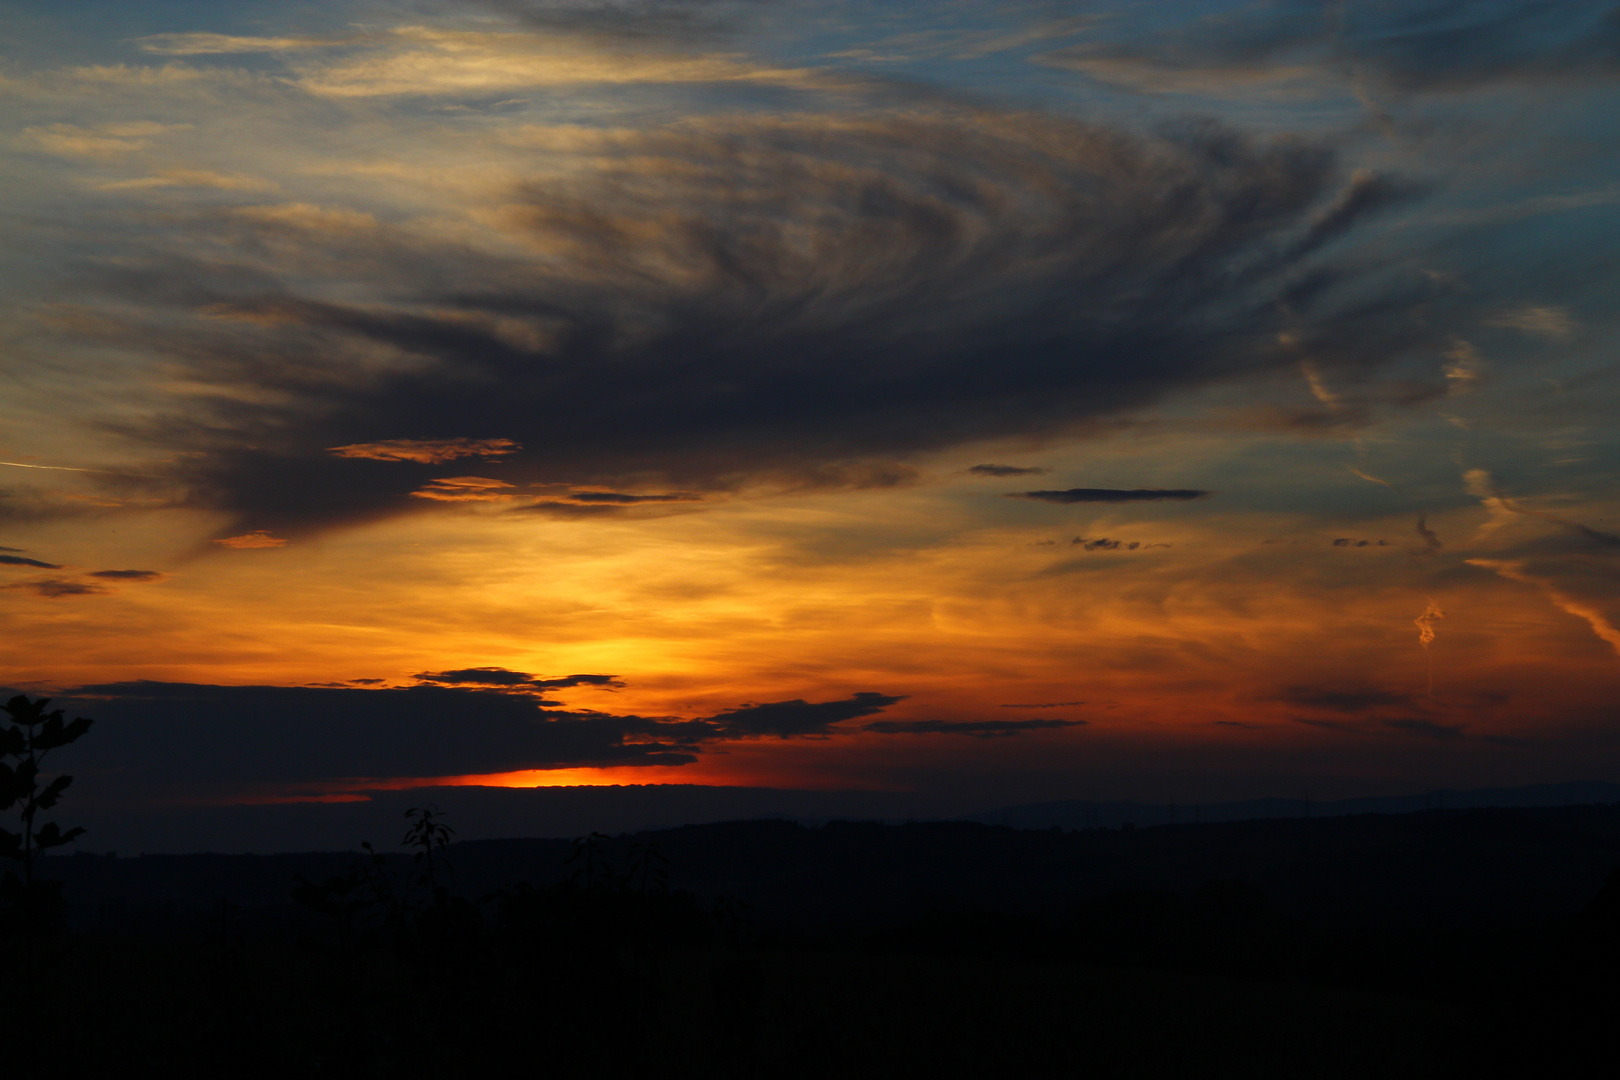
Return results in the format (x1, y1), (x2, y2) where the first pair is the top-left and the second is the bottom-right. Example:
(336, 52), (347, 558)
(5, 691), (1620, 1078)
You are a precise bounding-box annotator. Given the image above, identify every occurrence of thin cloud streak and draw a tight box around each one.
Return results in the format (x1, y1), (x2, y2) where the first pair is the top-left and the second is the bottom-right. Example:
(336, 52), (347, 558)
(1014, 489), (1211, 504)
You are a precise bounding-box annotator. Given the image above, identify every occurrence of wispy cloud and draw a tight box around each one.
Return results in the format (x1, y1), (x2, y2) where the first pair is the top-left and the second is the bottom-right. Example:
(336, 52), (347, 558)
(1468, 559), (1620, 656)
(1014, 489), (1210, 504)
(329, 439), (521, 464)
(0, 553), (62, 569)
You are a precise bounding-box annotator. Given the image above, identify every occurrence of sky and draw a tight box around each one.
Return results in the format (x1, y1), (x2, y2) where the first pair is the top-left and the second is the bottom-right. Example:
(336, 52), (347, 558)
(3, 0), (1620, 825)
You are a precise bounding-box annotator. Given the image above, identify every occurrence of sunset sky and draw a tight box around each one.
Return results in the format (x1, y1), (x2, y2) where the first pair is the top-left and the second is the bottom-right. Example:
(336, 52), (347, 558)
(4, 0), (1619, 820)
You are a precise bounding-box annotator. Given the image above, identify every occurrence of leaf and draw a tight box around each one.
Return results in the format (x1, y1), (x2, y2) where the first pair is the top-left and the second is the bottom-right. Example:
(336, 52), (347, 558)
(33, 774), (72, 811)
(3, 696), (49, 723)
(33, 822), (86, 850)
(34, 714), (92, 751)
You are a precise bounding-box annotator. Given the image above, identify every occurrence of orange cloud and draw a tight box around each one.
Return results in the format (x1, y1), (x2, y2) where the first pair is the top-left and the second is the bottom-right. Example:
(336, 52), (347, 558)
(216, 530), (289, 549)
(327, 438), (520, 464)
(410, 476), (521, 502)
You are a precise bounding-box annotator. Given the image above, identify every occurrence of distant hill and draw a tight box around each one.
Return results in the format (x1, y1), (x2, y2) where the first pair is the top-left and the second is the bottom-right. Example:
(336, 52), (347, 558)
(38, 799), (1620, 1016)
(69, 779), (1620, 856)
(966, 781), (1620, 830)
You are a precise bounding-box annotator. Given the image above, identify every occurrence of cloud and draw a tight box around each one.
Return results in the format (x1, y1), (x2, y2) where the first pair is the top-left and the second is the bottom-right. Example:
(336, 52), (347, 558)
(1282, 687), (1416, 713)
(285, 25), (825, 98)
(215, 531), (289, 549)
(865, 718), (1085, 738)
(4, 578), (110, 598)
(1488, 306), (1577, 339)
(1383, 718), (1464, 741)
(967, 464), (1047, 477)
(1464, 470), (1620, 548)
(707, 692), (905, 738)
(18, 121), (184, 158)
(560, 491), (702, 504)
(1468, 559), (1620, 656)
(1068, 537), (1171, 551)
(48, 680), (923, 797)
(60, 681), (701, 791)
(0, 554), (61, 569)
(327, 438), (521, 464)
(73, 106), (1419, 538)
(1415, 515), (1443, 554)
(1014, 489), (1211, 505)
(1347, 466), (1393, 488)
(1290, 716), (1356, 733)
(410, 476), (521, 502)
(1039, 2), (1620, 96)
(413, 667), (624, 691)
(88, 569), (166, 581)
(137, 33), (348, 55)
(998, 701), (1084, 708)
(471, 0), (753, 43)
(97, 169), (280, 193)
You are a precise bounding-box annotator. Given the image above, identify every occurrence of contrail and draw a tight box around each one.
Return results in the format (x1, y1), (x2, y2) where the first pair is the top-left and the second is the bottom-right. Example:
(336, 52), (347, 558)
(0, 460), (96, 472)
(1415, 598), (1444, 694)
(1347, 465), (1394, 488)
(1464, 468), (1620, 546)
(1468, 559), (1620, 656)
(0, 459), (163, 479)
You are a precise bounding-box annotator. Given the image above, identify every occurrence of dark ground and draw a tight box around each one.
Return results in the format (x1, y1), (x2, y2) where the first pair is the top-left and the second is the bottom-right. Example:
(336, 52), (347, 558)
(8, 802), (1620, 1077)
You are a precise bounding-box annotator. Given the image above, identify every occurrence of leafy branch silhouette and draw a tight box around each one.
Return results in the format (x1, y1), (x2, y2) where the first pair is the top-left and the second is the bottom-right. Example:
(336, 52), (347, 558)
(1, 695), (92, 972)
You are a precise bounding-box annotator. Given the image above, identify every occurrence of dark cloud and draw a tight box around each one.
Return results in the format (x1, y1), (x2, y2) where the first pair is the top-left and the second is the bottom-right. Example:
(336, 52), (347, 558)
(415, 667), (542, 686)
(1415, 515), (1443, 554)
(47, 681), (923, 797)
(61, 682), (698, 791)
(1016, 489), (1210, 505)
(470, 0), (752, 42)
(1213, 720), (1260, 728)
(1282, 687), (1416, 713)
(708, 692), (904, 737)
(865, 718), (1085, 738)
(413, 667), (625, 691)
(1383, 718), (1465, 741)
(1041, 2), (1620, 94)
(1331, 538), (1388, 547)
(968, 464), (1047, 477)
(1069, 537), (1171, 551)
(4, 578), (109, 598)
(0, 553), (62, 569)
(88, 569), (166, 581)
(563, 491), (702, 504)
(83, 109), (1421, 538)
(1501, 502), (1620, 549)
(1287, 171), (1425, 261)
(1291, 716), (1356, 733)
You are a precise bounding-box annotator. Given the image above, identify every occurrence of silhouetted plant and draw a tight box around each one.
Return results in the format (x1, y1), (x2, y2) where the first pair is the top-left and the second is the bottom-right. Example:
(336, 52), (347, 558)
(567, 829), (616, 891)
(630, 839), (670, 894)
(291, 868), (372, 982)
(0, 695), (91, 969)
(404, 804), (454, 902)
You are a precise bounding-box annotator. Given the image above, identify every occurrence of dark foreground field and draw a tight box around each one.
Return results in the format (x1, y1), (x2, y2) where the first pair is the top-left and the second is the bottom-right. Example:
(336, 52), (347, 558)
(7, 802), (1620, 1077)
